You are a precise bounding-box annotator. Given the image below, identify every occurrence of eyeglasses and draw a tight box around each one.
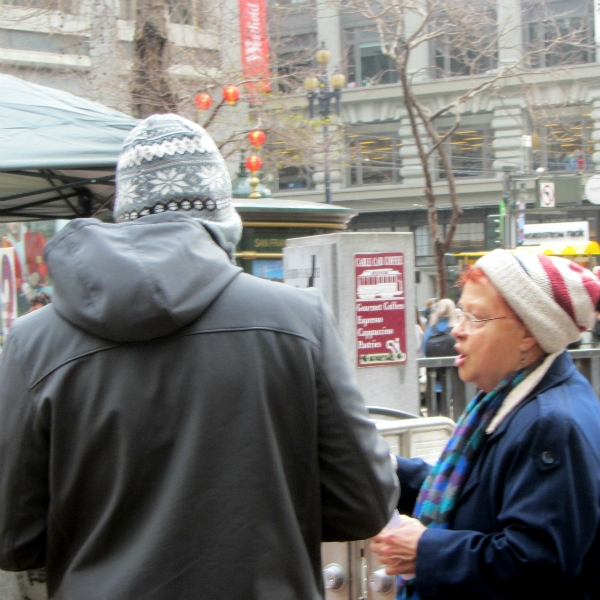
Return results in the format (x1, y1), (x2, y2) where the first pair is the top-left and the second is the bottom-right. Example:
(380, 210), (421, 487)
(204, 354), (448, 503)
(454, 308), (515, 333)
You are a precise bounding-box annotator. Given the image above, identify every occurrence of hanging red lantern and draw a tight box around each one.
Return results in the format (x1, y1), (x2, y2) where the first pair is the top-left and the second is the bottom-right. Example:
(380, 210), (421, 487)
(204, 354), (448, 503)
(222, 85), (241, 105)
(245, 155), (263, 172)
(194, 93), (212, 111)
(248, 129), (266, 148)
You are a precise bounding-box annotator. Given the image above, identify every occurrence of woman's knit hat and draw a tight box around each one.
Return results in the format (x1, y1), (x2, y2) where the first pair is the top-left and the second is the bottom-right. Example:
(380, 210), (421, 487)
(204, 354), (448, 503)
(475, 249), (600, 353)
(114, 114), (242, 260)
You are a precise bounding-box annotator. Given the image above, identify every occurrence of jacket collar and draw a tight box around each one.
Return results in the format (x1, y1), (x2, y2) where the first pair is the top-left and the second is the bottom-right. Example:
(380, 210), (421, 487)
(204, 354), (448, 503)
(487, 350), (575, 440)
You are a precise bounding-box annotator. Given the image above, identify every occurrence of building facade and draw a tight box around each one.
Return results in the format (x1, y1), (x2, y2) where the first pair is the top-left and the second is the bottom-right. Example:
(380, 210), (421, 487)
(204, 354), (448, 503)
(268, 0), (600, 305)
(2, 0), (600, 305)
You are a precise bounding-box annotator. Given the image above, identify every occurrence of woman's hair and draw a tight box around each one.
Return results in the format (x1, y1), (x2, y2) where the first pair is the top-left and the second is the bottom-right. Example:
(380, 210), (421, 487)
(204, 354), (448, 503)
(429, 298), (457, 327)
(456, 266), (487, 288)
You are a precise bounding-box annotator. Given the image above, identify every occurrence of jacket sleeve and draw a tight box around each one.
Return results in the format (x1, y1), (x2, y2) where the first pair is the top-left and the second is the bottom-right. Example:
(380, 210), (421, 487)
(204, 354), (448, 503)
(414, 401), (600, 599)
(396, 456), (431, 515)
(314, 295), (399, 541)
(0, 330), (49, 571)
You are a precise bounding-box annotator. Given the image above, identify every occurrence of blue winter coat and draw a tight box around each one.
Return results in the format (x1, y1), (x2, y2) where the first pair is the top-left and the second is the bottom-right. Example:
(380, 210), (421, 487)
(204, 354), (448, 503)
(396, 351), (600, 599)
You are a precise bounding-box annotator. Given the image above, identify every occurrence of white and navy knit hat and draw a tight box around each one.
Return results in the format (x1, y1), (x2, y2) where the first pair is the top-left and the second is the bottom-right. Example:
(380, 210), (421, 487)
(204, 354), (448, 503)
(476, 249), (600, 353)
(114, 114), (242, 260)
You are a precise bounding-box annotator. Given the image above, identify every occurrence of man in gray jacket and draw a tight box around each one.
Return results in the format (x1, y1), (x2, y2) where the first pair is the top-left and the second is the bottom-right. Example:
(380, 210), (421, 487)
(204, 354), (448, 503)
(0, 115), (398, 600)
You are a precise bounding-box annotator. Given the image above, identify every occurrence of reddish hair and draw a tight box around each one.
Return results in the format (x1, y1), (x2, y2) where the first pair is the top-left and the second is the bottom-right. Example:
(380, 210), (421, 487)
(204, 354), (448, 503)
(456, 266), (488, 288)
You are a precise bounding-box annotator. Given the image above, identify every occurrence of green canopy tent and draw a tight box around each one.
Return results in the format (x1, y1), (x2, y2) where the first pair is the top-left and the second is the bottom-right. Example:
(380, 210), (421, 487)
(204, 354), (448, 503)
(0, 75), (356, 231)
(0, 74), (139, 221)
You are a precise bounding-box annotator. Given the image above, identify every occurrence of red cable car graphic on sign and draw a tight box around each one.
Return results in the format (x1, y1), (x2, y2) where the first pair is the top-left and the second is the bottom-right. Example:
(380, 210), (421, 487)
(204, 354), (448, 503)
(356, 268), (403, 300)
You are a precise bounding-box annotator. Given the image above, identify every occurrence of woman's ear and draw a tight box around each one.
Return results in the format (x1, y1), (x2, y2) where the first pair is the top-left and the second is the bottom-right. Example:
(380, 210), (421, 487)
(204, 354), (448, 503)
(519, 328), (539, 353)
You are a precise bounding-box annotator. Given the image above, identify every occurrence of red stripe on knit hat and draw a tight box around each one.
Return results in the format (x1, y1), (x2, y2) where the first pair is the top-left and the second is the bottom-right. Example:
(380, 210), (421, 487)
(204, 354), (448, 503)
(537, 254), (577, 323)
(569, 261), (600, 310)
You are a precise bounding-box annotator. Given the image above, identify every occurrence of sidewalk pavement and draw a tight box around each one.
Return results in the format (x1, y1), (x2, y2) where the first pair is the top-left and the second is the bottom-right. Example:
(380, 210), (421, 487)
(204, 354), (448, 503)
(0, 571), (20, 600)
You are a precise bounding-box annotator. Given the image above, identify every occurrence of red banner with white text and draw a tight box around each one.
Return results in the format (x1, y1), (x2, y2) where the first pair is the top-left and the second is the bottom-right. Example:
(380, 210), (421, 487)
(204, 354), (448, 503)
(238, 0), (272, 99)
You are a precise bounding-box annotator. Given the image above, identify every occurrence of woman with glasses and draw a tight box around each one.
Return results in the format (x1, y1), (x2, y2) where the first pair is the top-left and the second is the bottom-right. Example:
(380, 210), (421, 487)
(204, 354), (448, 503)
(372, 249), (600, 600)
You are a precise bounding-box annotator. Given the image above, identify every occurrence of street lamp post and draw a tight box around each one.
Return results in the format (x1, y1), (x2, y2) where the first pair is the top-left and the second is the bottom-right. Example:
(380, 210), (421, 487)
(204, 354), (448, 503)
(304, 43), (345, 204)
(502, 165), (517, 248)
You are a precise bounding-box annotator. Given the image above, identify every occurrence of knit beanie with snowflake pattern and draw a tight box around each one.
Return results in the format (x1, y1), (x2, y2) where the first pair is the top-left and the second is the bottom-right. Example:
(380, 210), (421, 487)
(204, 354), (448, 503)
(114, 114), (242, 261)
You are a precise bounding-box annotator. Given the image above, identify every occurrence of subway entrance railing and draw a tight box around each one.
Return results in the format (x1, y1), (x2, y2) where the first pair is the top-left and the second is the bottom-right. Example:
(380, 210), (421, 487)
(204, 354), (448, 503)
(417, 347), (600, 420)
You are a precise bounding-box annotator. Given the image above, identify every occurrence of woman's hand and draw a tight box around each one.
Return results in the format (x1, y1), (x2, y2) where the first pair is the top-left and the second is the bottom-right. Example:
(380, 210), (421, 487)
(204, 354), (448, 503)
(370, 516), (426, 576)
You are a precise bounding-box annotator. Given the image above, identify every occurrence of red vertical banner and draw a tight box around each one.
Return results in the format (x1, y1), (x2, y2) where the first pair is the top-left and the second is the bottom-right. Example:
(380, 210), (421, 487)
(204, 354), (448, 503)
(238, 0), (272, 99)
(354, 252), (407, 368)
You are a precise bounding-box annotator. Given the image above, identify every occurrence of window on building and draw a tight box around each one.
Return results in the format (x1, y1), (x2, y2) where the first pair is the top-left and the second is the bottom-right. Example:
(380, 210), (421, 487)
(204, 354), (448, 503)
(119, 0), (201, 24)
(531, 115), (594, 172)
(449, 222), (485, 253)
(1, 0), (75, 11)
(0, 28), (88, 54)
(434, 38), (497, 78)
(414, 225), (433, 258)
(169, 0), (201, 25)
(345, 30), (398, 88)
(276, 165), (314, 190)
(266, 144), (314, 191)
(272, 0), (308, 5)
(523, 0), (594, 68)
(347, 131), (402, 186)
(432, 4), (497, 78)
(275, 33), (316, 94)
(437, 128), (493, 179)
(120, 0), (136, 19)
(415, 221), (485, 258)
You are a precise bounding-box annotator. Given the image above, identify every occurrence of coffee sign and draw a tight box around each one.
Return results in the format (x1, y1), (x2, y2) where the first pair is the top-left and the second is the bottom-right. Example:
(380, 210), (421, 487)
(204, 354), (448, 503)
(354, 252), (407, 368)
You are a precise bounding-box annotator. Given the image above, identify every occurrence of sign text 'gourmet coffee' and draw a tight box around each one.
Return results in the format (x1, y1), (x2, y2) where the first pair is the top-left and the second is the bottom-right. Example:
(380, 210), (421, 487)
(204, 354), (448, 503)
(354, 252), (407, 368)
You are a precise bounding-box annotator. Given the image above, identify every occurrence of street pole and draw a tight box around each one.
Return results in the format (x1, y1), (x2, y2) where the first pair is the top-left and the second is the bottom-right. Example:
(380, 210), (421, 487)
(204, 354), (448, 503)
(304, 42), (344, 205)
(323, 122), (331, 204)
(319, 55), (332, 204)
(502, 166), (517, 248)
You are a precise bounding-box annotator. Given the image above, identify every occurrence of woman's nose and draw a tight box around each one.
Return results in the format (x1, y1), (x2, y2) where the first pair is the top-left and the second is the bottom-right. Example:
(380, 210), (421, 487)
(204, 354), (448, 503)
(451, 323), (464, 339)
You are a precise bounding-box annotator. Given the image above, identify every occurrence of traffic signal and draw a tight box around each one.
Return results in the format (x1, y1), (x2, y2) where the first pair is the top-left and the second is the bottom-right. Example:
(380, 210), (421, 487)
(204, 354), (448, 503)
(485, 214), (504, 250)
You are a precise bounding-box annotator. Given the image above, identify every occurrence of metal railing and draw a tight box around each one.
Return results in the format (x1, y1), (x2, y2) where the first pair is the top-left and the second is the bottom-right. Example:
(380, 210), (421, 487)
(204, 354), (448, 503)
(417, 347), (600, 420)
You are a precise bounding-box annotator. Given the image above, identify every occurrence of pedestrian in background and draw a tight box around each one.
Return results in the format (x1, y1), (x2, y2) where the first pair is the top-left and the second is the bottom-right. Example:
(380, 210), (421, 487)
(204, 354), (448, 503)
(420, 298), (436, 326)
(422, 298), (457, 358)
(28, 291), (51, 312)
(372, 249), (600, 600)
(0, 115), (398, 600)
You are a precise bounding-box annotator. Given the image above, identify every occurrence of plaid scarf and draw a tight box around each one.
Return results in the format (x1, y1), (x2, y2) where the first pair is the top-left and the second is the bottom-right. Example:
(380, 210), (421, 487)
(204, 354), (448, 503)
(397, 366), (533, 599)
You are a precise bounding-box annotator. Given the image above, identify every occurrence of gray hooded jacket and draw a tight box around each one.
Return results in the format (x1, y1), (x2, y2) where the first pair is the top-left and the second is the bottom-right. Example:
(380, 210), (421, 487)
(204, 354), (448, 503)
(0, 213), (398, 599)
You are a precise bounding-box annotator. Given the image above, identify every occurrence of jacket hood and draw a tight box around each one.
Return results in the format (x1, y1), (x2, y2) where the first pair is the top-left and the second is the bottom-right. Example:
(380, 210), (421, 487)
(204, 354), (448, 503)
(44, 213), (242, 342)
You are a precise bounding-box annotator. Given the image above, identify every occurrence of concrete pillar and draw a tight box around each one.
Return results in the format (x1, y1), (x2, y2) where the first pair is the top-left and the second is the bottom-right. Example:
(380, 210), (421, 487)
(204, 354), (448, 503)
(88, 0), (127, 109)
(399, 117), (427, 186)
(283, 233), (419, 414)
(497, 0), (522, 68)
(217, 0), (249, 177)
(491, 99), (527, 174)
(405, 0), (430, 81)
(595, 0), (600, 63)
(219, 0), (243, 73)
(315, 0), (342, 71)
(588, 0), (600, 172)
